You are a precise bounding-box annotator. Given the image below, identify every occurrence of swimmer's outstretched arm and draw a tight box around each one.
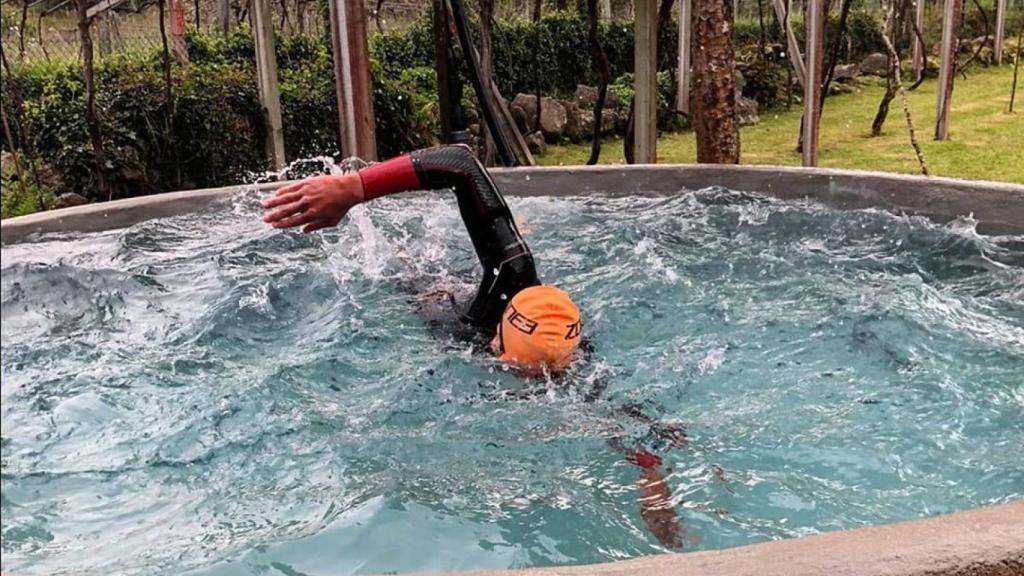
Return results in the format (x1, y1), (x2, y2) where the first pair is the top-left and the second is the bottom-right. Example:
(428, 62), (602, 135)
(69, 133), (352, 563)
(263, 145), (538, 328)
(263, 145), (507, 234)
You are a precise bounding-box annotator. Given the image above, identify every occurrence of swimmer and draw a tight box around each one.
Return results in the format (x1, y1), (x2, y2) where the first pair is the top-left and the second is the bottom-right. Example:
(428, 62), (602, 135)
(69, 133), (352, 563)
(261, 144), (688, 547)
(262, 144), (581, 375)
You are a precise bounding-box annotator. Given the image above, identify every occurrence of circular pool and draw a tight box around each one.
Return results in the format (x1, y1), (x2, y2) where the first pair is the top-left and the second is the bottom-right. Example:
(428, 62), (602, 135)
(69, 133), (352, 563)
(2, 166), (1022, 576)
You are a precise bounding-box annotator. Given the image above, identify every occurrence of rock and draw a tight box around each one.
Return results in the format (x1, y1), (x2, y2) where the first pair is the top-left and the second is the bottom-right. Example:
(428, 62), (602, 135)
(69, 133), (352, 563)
(564, 102), (584, 142)
(512, 93), (538, 130)
(828, 82), (856, 96)
(538, 97), (567, 140)
(733, 70), (747, 92)
(510, 104), (530, 135)
(859, 53), (890, 77)
(977, 46), (995, 66)
(574, 84), (620, 108)
(565, 101), (581, 141)
(735, 96), (759, 126)
(614, 108), (631, 133)
(973, 35), (993, 47)
(53, 192), (89, 209)
(0, 151), (14, 176)
(574, 84), (599, 107)
(525, 130), (546, 155)
(599, 107), (617, 134)
(833, 63), (859, 82)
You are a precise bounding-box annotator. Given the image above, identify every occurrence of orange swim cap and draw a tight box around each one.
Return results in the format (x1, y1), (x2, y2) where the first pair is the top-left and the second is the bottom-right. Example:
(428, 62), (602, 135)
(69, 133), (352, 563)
(496, 285), (582, 372)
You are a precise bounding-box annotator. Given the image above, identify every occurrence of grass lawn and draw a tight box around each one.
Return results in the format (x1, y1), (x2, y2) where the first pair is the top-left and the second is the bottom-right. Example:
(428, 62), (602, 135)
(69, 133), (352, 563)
(538, 65), (1024, 184)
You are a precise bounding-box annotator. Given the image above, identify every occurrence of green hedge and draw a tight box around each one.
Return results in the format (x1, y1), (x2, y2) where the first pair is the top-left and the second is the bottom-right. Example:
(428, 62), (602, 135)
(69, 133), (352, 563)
(3, 53), (267, 204)
(5, 5), (1016, 215)
(1, 27), (447, 209)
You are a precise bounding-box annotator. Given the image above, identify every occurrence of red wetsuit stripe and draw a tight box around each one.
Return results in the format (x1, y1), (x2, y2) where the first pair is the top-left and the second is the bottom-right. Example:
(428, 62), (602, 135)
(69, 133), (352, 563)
(359, 155), (421, 201)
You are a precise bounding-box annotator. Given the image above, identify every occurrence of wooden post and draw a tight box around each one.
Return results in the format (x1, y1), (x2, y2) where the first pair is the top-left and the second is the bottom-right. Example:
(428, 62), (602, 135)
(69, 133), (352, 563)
(329, 0), (377, 161)
(98, 14), (112, 57)
(170, 0), (189, 63)
(634, 0), (657, 163)
(675, 0), (691, 114)
(935, 0), (961, 140)
(802, 0), (825, 166)
(217, 0), (230, 35)
(772, 0), (806, 89)
(912, 0), (925, 82)
(251, 0), (286, 169)
(599, 0), (611, 19)
(994, 0), (1007, 65)
(433, 0), (455, 141)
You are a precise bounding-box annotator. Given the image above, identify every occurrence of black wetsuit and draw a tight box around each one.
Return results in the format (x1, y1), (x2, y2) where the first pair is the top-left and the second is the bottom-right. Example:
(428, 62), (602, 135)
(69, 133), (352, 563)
(407, 145), (540, 330)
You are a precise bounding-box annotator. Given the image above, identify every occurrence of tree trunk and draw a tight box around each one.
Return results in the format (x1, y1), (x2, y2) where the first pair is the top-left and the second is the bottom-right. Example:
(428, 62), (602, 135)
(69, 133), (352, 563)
(0, 98), (31, 207)
(75, 0), (111, 201)
(158, 0), (181, 187)
(19, 0), (29, 60)
(692, 0), (740, 163)
(934, 0), (961, 139)
(533, 0), (542, 132)
(586, 0), (611, 164)
(625, 0), (675, 164)
(479, 0), (496, 165)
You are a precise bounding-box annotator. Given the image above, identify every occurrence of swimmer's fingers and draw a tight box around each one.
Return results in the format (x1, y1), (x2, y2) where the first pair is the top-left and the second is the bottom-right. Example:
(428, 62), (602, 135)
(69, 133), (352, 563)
(263, 199), (307, 224)
(271, 180), (306, 198)
(262, 187), (306, 209)
(272, 210), (318, 229)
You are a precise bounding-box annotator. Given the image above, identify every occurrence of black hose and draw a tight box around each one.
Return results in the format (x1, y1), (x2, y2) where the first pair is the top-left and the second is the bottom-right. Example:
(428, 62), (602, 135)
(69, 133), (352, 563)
(447, 0), (517, 166)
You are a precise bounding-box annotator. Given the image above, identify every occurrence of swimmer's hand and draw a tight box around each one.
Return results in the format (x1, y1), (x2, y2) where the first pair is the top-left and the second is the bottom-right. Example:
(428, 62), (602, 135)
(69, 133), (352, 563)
(261, 173), (365, 233)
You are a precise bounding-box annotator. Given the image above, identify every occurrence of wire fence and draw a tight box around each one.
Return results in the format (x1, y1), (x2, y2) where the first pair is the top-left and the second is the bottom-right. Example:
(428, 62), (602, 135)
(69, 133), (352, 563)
(2, 0), (1021, 67)
(0, 0), (428, 65)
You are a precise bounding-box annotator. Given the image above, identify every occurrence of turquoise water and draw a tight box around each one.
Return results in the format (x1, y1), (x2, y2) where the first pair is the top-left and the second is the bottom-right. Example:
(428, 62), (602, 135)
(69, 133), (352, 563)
(2, 188), (1023, 575)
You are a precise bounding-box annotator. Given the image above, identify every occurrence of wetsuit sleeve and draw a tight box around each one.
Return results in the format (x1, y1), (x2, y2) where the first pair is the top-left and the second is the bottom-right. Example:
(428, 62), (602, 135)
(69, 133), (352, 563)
(358, 145), (539, 329)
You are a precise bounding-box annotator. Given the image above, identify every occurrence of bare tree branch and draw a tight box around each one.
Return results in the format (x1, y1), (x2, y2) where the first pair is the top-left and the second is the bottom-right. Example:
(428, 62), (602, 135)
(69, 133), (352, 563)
(585, 0), (610, 164)
(908, 6), (929, 90)
(879, 0), (929, 174)
(1011, 20), (1022, 112)
(871, 0), (908, 136)
(75, 0), (111, 201)
(957, 0), (990, 75)
(19, 0), (29, 60)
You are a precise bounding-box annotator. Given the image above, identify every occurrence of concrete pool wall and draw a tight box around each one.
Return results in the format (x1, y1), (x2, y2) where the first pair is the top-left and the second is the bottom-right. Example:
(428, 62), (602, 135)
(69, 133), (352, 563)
(2, 165), (1023, 244)
(2, 165), (1022, 576)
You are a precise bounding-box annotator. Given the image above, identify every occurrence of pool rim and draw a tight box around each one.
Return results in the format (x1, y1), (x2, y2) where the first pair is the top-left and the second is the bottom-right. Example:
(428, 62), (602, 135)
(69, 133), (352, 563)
(2, 164), (1023, 245)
